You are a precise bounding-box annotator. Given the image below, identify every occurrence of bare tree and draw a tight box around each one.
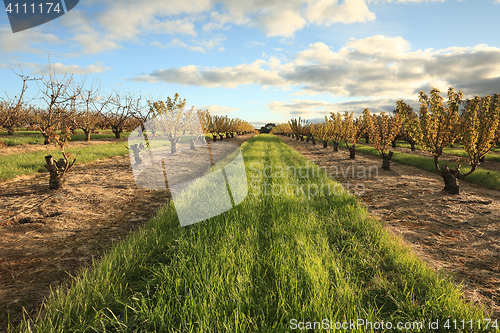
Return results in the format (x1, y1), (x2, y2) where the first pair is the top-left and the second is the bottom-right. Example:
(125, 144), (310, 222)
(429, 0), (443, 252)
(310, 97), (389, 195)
(1, 68), (39, 134)
(68, 79), (103, 141)
(34, 62), (84, 144)
(100, 91), (134, 139)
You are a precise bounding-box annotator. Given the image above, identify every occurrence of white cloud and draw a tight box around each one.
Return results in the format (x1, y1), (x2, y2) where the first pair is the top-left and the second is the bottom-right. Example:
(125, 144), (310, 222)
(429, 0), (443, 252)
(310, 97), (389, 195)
(211, 0), (376, 37)
(28, 62), (112, 75)
(2, 0), (458, 55)
(151, 35), (226, 53)
(133, 36), (500, 98)
(133, 59), (286, 88)
(266, 97), (420, 119)
(0, 26), (62, 53)
(199, 105), (239, 114)
(305, 0), (376, 25)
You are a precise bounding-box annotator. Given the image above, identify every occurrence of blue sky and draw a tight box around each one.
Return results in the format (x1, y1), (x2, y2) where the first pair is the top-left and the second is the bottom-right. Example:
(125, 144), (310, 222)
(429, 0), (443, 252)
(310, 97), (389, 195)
(1, 0), (500, 127)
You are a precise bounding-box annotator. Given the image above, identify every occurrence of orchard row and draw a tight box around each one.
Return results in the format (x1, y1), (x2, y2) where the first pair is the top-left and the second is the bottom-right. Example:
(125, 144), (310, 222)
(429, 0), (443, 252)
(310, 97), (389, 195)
(0, 68), (254, 146)
(271, 88), (500, 194)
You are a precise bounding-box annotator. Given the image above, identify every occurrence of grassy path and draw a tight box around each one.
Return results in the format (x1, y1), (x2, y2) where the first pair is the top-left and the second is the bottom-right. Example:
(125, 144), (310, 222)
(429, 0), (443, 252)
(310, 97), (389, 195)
(15, 135), (490, 332)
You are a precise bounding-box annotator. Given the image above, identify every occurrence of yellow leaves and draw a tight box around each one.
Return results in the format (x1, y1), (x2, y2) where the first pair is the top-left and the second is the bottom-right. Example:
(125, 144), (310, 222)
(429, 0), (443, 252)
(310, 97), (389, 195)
(289, 117), (310, 136)
(402, 88), (463, 157)
(340, 111), (362, 145)
(462, 94), (500, 166)
(364, 108), (401, 155)
(270, 123), (291, 134)
(310, 122), (332, 141)
(328, 112), (343, 141)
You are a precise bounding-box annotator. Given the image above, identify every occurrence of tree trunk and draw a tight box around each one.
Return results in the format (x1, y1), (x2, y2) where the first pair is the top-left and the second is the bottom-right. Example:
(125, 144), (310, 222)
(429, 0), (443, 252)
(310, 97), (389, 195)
(219, 134), (224, 140)
(311, 136), (316, 145)
(365, 136), (369, 144)
(213, 135), (217, 142)
(7, 127), (14, 135)
(231, 132), (234, 138)
(332, 141), (339, 152)
(440, 165), (460, 194)
(349, 145), (356, 159)
(410, 141), (416, 151)
(84, 130), (91, 142)
(479, 156), (485, 163)
(226, 132), (230, 139)
(296, 135), (299, 140)
(199, 136), (207, 144)
(171, 141), (177, 154)
(381, 151), (394, 171)
(113, 128), (122, 139)
(323, 140), (328, 148)
(45, 156), (66, 189)
(43, 135), (50, 145)
(189, 138), (196, 150)
(392, 140), (397, 148)
(300, 135), (304, 141)
(129, 144), (143, 164)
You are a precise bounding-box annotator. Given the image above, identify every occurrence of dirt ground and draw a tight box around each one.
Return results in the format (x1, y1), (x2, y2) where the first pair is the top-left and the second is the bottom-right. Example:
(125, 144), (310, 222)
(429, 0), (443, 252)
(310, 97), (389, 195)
(0, 133), (255, 332)
(281, 135), (500, 318)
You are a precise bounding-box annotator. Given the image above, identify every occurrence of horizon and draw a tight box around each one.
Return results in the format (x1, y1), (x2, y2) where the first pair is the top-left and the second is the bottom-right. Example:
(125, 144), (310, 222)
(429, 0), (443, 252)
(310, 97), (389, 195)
(1, 0), (500, 128)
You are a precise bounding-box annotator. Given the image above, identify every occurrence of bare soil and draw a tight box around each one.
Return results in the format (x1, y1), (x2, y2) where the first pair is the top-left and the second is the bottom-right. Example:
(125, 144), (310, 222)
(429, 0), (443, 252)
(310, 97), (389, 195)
(0, 133), (255, 333)
(281, 135), (500, 318)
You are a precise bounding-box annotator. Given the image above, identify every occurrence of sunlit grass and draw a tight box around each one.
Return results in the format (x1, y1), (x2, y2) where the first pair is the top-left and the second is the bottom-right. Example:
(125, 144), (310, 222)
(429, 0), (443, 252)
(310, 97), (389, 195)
(0, 143), (129, 181)
(331, 141), (500, 191)
(14, 134), (489, 332)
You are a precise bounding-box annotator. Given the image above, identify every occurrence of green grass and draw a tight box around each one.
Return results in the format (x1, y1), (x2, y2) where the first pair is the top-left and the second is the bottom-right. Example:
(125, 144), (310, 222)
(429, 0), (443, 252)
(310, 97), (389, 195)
(333, 141), (500, 191)
(14, 134), (490, 332)
(0, 143), (129, 181)
(0, 134), (235, 182)
(391, 141), (500, 163)
(0, 132), (131, 146)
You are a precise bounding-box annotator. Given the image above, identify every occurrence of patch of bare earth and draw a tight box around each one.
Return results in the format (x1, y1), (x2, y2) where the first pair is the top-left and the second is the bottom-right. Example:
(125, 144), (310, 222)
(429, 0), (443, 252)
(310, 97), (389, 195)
(0, 133), (255, 333)
(281, 135), (500, 318)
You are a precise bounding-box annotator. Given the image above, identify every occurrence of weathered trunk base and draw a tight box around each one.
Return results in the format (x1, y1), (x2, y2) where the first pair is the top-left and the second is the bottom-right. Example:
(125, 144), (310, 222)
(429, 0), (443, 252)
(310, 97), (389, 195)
(349, 146), (356, 159)
(381, 151), (394, 171)
(45, 156), (67, 190)
(129, 144), (143, 164)
(323, 141), (328, 148)
(189, 139), (196, 150)
(332, 141), (339, 152)
(440, 165), (460, 194)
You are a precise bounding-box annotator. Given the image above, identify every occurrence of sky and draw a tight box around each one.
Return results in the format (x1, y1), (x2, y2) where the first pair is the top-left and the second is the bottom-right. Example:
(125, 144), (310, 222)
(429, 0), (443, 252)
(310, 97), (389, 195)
(1, 0), (500, 128)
